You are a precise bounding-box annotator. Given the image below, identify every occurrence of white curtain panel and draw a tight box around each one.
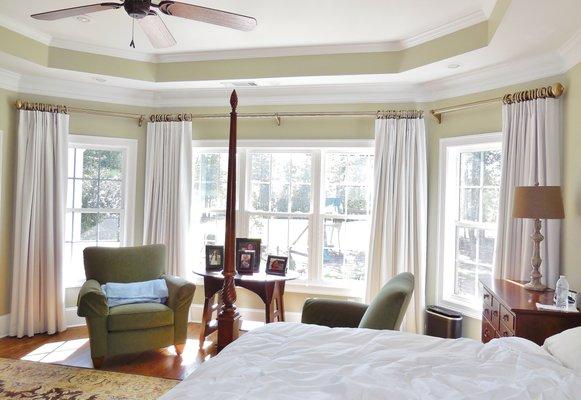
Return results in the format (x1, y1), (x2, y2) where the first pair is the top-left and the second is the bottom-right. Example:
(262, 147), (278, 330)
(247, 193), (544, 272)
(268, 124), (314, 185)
(495, 98), (562, 288)
(143, 121), (192, 277)
(366, 117), (427, 334)
(9, 110), (68, 338)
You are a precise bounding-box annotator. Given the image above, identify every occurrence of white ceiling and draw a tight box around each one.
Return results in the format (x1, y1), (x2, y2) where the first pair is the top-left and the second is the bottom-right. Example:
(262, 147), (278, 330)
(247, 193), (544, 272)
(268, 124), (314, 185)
(0, 0), (494, 54)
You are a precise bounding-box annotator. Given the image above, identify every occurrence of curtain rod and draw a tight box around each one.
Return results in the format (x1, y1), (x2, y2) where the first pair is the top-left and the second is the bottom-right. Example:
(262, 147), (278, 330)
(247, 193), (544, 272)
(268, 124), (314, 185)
(150, 109), (423, 126)
(430, 83), (565, 124)
(15, 100), (146, 126)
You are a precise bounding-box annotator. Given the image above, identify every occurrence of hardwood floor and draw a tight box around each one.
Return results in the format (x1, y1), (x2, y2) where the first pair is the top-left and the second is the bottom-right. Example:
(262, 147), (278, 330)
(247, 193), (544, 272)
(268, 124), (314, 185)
(0, 323), (216, 380)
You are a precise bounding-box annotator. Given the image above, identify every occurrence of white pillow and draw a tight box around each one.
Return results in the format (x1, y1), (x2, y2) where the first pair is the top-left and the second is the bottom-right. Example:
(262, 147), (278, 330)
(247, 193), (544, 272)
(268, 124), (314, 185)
(543, 327), (581, 373)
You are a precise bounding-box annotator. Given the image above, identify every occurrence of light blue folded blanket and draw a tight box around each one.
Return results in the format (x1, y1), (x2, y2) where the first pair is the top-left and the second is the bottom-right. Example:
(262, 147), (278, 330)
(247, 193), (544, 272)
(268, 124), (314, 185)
(101, 279), (169, 308)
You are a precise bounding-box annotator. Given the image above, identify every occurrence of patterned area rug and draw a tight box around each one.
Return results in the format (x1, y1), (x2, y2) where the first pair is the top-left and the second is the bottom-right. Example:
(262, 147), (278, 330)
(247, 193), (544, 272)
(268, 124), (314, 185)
(0, 358), (178, 400)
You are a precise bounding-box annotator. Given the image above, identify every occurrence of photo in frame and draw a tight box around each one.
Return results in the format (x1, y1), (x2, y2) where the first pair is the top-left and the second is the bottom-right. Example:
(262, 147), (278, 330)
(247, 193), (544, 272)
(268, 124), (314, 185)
(205, 245), (224, 271)
(266, 255), (288, 276)
(236, 238), (261, 272)
(237, 250), (255, 275)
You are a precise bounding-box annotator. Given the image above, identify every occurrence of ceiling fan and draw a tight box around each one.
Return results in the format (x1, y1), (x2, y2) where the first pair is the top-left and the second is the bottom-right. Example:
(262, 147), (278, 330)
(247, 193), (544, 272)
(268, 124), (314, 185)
(31, 0), (257, 49)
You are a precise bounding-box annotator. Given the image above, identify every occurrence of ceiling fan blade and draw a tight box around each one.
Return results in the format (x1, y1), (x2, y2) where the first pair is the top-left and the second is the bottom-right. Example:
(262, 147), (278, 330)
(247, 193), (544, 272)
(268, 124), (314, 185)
(139, 11), (177, 49)
(158, 1), (257, 32)
(31, 2), (123, 21)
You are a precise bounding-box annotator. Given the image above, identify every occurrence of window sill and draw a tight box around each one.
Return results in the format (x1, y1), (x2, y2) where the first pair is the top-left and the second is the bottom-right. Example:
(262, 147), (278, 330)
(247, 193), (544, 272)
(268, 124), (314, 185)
(438, 297), (482, 320)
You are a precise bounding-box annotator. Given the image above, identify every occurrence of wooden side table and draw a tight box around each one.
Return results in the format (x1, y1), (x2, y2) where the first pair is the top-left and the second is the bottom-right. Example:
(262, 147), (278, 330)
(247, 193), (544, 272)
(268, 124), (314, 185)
(480, 278), (581, 345)
(193, 269), (298, 348)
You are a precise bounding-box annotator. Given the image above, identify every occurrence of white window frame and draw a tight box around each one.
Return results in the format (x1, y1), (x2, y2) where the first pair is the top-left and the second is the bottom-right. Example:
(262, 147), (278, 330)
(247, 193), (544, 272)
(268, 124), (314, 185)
(65, 134), (138, 287)
(193, 139), (373, 298)
(436, 132), (502, 319)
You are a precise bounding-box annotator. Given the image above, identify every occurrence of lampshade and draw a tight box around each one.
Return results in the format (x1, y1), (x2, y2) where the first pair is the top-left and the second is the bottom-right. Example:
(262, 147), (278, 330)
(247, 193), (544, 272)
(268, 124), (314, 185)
(512, 185), (564, 219)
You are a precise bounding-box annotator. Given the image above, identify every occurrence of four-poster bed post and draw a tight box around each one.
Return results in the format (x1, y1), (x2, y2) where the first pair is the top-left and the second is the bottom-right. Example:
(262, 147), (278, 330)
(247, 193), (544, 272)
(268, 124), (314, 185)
(217, 90), (241, 351)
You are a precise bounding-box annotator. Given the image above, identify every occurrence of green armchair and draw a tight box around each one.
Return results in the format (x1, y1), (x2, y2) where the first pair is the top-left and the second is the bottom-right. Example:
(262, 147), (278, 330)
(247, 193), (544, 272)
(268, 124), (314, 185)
(301, 272), (414, 330)
(77, 244), (195, 368)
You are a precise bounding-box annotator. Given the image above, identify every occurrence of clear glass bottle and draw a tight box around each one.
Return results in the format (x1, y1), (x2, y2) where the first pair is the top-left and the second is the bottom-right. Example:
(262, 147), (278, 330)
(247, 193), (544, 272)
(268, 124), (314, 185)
(555, 275), (570, 309)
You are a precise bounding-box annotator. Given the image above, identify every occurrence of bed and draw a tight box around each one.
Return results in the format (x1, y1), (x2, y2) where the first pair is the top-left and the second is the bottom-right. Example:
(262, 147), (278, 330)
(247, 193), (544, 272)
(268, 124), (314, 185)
(161, 322), (581, 400)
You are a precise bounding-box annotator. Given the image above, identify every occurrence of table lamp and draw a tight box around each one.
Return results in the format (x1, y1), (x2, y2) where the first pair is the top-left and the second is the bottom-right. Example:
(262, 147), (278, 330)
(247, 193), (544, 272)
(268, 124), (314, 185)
(512, 184), (564, 291)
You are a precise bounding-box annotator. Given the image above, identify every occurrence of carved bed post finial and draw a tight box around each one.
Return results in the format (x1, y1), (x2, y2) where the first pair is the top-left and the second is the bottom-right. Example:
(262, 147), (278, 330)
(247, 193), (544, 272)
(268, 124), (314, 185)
(218, 90), (241, 351)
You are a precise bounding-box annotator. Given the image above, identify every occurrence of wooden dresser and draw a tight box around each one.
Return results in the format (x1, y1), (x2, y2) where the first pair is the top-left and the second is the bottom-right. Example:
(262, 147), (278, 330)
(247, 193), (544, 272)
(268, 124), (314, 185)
(480, 278), (581, 345)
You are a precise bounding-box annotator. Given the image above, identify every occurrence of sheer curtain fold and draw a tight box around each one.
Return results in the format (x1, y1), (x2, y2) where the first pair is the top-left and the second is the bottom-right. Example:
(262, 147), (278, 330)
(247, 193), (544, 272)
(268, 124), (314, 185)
(9, 110), (68, 338)
(143, 121), (192, 277)
(494, 98), (562, 287)
(366, 117), (427, 333)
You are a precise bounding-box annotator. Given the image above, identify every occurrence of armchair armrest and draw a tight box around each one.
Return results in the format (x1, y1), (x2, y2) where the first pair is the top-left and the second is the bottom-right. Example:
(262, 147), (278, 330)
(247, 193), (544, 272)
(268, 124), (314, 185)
(77, 279), (108, 318)
(301, 298), (368, 328)
(163, 275), (196, 311)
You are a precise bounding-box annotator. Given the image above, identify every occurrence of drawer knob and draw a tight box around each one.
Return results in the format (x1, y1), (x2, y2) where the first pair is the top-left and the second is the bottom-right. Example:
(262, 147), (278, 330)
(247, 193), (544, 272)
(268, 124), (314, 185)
(503, 315), (509, 322)
(493, 310), (498, 316)
(484, 294), (490, 299)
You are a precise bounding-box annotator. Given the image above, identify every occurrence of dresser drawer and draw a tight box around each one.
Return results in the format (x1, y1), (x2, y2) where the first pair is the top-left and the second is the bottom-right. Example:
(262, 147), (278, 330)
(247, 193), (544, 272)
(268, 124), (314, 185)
(499, 303), (515, 331)
(481, 318), (498, 343)
(498, 320), (514, 338)
(483, 296), (500, 330)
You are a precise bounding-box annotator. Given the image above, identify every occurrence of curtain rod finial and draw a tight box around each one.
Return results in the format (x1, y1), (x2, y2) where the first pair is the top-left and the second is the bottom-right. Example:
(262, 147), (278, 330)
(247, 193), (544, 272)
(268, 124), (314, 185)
(552, 83), (564, 98)
(15, 100), (23, 110)
(430, 110), (442, 124)
(230, 90), (238, 111)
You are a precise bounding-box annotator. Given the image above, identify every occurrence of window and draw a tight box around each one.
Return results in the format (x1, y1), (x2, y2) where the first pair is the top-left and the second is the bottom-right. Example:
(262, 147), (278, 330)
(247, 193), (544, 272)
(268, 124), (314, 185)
(64, 135), (137, 287)
(192, 141), (374, 295)
(438, 133), (502, 317)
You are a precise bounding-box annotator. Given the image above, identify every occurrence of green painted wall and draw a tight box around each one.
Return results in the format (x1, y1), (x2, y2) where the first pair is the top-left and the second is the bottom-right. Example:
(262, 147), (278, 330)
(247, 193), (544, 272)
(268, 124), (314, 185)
(1, 65), (580, 341)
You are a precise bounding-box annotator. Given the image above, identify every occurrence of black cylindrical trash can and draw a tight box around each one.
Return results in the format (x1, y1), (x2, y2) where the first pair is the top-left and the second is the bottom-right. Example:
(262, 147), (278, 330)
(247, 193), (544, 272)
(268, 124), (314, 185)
(425, 305), (463, 339)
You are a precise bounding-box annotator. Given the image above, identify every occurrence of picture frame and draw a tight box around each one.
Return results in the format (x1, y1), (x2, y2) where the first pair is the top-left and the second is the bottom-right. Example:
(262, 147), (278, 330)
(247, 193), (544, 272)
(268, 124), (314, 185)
(236, 238), (261, 272)
(237, 250), (255, 275)
(205, 245), (224, 271)
(266, 255), (288, 276)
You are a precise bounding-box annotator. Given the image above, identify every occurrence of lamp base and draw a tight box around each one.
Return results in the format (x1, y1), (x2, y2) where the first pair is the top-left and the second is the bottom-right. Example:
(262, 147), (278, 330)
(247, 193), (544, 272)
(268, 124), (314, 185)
(524, 279), (547, 292)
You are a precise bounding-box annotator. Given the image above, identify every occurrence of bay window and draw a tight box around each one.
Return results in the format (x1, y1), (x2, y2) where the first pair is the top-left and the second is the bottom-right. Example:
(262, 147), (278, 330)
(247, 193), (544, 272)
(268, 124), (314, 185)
(192, 141), (374, 295)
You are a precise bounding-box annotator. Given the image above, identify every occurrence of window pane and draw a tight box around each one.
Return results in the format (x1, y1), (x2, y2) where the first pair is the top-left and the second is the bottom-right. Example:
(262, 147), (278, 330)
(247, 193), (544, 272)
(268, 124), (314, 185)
(251, 153), (270, 181)
(460, 188), (480, 221)
(325, 153), (347, 184)
(79, 179), (99, 208)
(345, 154), (367, 183)
(346, 186), (368, 215)
(460, 152), (481, 186)
(199, 212), (226, 246)
(483, 150), (501, 186)
(482, 188), (499, 223)
(456, 227), (477, 264)
(271, 154), (292, 183)
(322, 218), (368, 281)
(270, 182), (290, 212)
(98, 213), (121, 242)
(291, 184), (311, 213)
(99, 150), (122, 180)
(99, 180), (122, 209)
(478, 229), (496, 265)
(291, 153), (311, 183)
(250, 183), (270, 211)
(81, 213), (99, 240)
(81, 149), (100, 179)
(324, 184), (345, 214)
(455, 262), (476, 297)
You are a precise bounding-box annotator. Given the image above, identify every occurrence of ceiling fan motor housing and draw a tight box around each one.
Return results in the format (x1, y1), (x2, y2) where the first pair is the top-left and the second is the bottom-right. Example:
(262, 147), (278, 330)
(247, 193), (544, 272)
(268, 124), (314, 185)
(124, 0), (152, 19)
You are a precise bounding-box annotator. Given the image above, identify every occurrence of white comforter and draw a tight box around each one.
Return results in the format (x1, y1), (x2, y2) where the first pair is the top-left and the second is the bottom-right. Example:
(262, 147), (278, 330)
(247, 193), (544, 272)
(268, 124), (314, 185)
(161, 323), (581, 400)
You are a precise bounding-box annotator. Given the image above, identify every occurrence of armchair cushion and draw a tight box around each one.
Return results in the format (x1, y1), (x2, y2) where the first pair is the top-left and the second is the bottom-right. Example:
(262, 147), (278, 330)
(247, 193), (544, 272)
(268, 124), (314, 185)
(358, 272), (414, 330)
(77, 279), (108, 318)
(108, 303), (174, 332)
(301, 299), (368, 328)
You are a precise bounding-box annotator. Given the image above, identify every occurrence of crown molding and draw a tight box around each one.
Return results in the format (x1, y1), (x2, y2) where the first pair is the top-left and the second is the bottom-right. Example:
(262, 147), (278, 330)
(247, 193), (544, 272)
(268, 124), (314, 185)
(559, 29), (581, 71)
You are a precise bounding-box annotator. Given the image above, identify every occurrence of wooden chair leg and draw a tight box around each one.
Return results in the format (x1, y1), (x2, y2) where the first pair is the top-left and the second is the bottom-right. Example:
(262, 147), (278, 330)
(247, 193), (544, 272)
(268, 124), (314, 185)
(92, 356), (104, 369)
(199, 296), (214, 349)
(175, 344), (185, 355)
